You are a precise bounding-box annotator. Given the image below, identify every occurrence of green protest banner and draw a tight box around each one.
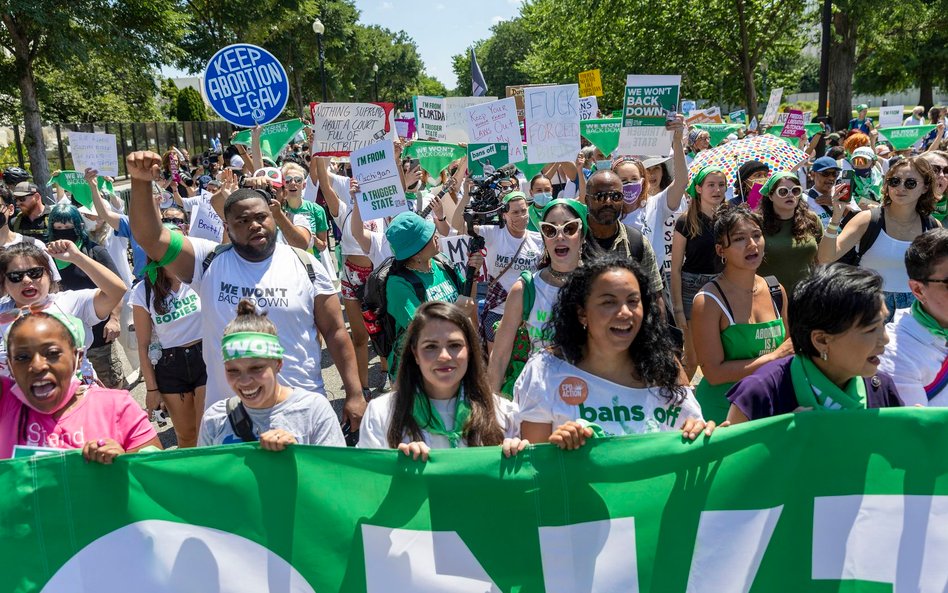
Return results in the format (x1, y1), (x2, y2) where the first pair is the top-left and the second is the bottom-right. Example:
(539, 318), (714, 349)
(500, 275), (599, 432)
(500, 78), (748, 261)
(692, 123), (743, 147)
(513, 145), (546, 179)
(878, 125), (937, 150)
(467, 142), (510, 179)
(231, 118), (306, 160)
(6, 410), (948, 592)
(47, 171), (113, 208)
(580, 118), (622, 157)
(728, 109), (747, 123)
(402, 141), (467, 178)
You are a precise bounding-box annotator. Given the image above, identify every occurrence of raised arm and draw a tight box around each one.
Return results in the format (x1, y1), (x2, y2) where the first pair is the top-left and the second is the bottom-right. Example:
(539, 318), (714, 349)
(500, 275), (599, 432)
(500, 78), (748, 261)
(251, 125), (264, 171)
(85, 168), (122, 231)
(665, 115), (688, 211)
(126, 151), (197, 283)
(817, 201), (870, 263)
(487, 280), (525, 394)
(45, 240), (126, 320)
(348, 179), (372, 253)
(312, 157), (341, 218)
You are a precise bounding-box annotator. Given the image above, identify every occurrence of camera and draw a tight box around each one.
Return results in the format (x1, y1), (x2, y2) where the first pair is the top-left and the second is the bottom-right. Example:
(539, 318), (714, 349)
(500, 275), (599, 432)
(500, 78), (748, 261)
(239, 177), (277, 204)
(462, 163), (518, 231)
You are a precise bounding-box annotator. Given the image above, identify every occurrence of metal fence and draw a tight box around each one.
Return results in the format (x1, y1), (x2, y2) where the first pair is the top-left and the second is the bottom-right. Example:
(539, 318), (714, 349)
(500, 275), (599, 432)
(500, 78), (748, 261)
(0, 120), (234, 179)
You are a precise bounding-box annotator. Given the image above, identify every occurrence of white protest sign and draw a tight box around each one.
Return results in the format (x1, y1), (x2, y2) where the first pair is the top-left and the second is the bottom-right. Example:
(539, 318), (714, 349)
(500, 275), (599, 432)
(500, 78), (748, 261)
(309, 102), (392, 156)
(579, 96), (598, 121)
(414, 96), (447, 141)
(444, 96), (496, 143)
(465, 97), (524, 162)
(188, 202), (224, 242)
(351, 140), (407, 221)
(618, 74), (681, 156)
(439, 234), (487, 281)
(762, 88), (784, 126)
(524, 84), (581, 164)
(67, 132), (118, 177)
(879, 105), (905, 129)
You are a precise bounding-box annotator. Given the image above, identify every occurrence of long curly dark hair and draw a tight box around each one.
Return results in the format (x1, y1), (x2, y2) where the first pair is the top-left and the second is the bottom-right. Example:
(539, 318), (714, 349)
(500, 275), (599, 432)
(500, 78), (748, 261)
(759, 176), (822, 244)
(548, 253), (686, 403)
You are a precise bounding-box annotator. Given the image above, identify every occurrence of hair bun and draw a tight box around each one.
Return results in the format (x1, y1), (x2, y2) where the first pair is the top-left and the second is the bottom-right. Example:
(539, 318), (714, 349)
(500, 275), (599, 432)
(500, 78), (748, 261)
(236, 299), (262, 317)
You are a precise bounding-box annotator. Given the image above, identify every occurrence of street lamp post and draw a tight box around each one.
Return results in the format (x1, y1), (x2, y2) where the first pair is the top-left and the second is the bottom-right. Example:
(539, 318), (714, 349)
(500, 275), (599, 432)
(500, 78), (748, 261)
(372, 63), (379, 102)
(312, 18), (328, 102)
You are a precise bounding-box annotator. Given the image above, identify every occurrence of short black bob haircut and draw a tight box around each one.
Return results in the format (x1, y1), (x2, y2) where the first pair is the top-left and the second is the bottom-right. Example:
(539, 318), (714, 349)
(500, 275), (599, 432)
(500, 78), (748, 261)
(905, 228), (948, 282)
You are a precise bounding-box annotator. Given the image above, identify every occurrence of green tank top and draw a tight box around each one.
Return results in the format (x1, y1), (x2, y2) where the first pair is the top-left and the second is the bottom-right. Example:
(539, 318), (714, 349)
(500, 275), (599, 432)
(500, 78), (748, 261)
(694, 283), (786, 423)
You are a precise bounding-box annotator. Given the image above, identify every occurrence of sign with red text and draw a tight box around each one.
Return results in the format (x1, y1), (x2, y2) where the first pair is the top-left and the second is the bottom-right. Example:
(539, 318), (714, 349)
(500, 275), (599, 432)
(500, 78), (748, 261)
(524, 84), (581, 164)
(465, 97), (524, 162)
(309, 102), (395, 156)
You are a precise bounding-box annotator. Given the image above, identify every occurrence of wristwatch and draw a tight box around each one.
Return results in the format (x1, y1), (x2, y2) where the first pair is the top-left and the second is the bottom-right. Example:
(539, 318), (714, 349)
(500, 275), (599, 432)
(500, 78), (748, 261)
(437, 216), (447, 222)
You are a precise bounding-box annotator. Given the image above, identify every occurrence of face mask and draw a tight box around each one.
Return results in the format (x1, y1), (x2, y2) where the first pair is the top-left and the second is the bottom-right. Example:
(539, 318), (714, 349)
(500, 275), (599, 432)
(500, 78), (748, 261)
(854, 167), (872, 177)
(532, 191), (553, 207)
(12, 375), (81, 415)
(50, 228), (78, 243)
(83, 217), (98, 233)
(595, 160), (612, 171)
(622, 181), (643, 205)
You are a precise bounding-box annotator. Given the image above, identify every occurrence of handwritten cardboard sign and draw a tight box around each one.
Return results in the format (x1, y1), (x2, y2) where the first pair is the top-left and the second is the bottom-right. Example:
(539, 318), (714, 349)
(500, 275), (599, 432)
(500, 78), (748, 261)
(309, 102), (394, 156)
(67, 132), (118, 177)
(465, 97), (524, 162)
(524, 84), (581, 164)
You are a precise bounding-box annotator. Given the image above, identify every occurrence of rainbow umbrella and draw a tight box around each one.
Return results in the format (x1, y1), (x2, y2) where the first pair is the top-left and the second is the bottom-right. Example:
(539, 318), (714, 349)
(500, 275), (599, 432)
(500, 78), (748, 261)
(688, 134), (809, 186)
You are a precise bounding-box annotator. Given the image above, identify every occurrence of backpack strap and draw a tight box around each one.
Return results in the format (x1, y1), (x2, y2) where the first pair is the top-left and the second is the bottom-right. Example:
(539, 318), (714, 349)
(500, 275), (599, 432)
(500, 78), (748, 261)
(202, 243), (234, 275)
(519, 271), (535, 323)
(625, 224), (645, 260)
(143, 279), (152, 311)
(854, 207), (884, 265)
(225, 396), (257, 442)
(289, 246), (317, 284)
(764, 275), (783, 318)
(432, 254), (463, 294)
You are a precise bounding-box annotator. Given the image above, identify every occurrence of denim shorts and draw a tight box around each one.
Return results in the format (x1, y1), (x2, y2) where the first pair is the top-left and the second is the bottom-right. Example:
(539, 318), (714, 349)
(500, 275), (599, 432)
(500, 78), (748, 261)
(883, 291), (915, 323)
(681, 272), (719, 320)
(155, 342), (207, 394)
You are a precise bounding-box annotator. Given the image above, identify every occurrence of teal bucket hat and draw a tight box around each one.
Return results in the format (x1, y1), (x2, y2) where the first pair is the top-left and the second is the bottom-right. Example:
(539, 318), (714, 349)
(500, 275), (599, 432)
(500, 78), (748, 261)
(385, 211), (436, 261)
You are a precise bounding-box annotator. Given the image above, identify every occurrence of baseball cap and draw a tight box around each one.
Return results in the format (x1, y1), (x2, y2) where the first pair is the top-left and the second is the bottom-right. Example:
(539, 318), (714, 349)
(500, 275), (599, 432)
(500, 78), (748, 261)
(253, 167), (284, 188)
(12, 182), (38, 197)
(855, 103), (869, 112)
(811, 156), (841, 173)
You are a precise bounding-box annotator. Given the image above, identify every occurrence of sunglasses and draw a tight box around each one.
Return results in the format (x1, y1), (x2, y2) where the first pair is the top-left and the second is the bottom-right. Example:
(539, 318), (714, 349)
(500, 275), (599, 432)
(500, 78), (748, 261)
(886, 177), (919, 189)
(0, 303), (47, 325)
(592, 191), (624, 203)
(930, 165), (947, 176)
(5, 266), (45, 283)
(162, 217), (186, 226)
(539, 218), (583, 239)
(773, 186), (803, 198)
(922, 277), (948, 286)
(14, 194), (32, 202)
(284, 176), (305, 183)
(816, 170), (840, 178)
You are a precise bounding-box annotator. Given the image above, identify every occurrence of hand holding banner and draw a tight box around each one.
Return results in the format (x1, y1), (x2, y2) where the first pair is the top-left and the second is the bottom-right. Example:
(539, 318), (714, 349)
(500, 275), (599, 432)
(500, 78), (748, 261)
(619, 74), (680, 155)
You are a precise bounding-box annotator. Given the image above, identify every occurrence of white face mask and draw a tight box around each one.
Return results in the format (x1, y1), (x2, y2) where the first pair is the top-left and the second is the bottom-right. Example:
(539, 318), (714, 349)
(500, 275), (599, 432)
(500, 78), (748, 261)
(82, 217), (98, 233)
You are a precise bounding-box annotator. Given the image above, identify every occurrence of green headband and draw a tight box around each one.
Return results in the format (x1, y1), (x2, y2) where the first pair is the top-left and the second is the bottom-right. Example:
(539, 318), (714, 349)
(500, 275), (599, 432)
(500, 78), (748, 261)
(221, 332), (284, 362)
(143, 228), (184, 284)
(4, 309), (85, 351)
(540, 198), (588, 233)
(760, 171), (798, 197)
(686, 166), (726, 199)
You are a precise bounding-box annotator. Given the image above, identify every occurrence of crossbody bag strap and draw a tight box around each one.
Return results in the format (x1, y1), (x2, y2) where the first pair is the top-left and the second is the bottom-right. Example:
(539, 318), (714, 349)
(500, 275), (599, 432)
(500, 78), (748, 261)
(486, 236), (529, 292)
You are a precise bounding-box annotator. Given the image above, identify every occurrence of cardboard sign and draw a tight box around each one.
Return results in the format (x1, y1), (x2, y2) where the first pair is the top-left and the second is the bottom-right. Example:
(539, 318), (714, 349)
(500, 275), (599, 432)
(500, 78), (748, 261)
(578, 69), (603, 97)
(505, 85), (548, 124)
(468, 143), (511, 179)
(465, 97), (524, 162)
(189, 201), (224, 242)
(442, 96), (496, 143)
(413, 96), (447, 141)
(879, 105), (905, 129)
(67, 131), (118, 177)
(579, 96), (598, 121)
(761, 88), (784, 126)
(351, 140), (407, 221)
(309, 102), (394, 156)
(439, 234), (487, 282)
(780, 110), (806, 138)
(203, 44), (288, 127)
(394, 118), (416, 140)
(524, 84), (581, 164)
(619, 74), (680, 156)
(685, 109), (724, 125)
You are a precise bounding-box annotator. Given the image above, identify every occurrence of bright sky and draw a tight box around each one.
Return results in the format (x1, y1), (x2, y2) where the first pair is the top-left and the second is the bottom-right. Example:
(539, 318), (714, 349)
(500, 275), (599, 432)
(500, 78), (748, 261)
(354, 0), (521, 89)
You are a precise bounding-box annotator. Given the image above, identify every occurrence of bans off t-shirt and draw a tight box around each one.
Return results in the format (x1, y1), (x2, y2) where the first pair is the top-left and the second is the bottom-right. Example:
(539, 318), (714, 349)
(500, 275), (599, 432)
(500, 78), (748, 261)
(514, 350), (703, 436)
(188, 239), (338, 408)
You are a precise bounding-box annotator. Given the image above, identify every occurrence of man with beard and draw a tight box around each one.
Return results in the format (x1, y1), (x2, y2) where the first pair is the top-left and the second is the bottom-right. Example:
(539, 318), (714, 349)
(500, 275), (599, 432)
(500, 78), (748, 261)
(583, 170), (664, 297)
(10, 182), (50, 243)
(126, 151), (366, 430)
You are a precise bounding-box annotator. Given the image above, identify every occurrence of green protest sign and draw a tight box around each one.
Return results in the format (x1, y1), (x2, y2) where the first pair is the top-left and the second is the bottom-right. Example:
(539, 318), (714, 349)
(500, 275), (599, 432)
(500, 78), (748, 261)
(47, 171), (113, 208)
(878, 125), (936, 150)
(513, 145), (547, 179)
(580, 118), (622, 157)
(467, 143), (510, 179)
(729, 109), (746, 123)
(231, 118), (306, 160)
(402, 141), (467, 178)
(692, 123), (743, 147)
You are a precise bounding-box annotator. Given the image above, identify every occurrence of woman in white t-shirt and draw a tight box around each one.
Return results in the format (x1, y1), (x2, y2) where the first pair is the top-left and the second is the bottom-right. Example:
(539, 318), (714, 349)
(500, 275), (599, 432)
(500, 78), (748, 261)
(359, 301), (525, 461)
(514, 254), (715, 448)
(0, 241), (126, 382)
(130, 224), (206, 448)
(198, 299), (345, 448)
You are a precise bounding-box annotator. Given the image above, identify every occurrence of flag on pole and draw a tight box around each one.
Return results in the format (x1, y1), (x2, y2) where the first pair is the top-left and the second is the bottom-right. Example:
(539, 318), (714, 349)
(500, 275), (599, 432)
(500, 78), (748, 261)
(471, 49), (487, 97)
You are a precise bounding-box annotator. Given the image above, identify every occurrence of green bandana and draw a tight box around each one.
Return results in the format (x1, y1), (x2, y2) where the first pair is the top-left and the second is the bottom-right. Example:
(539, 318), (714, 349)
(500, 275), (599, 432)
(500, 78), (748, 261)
(231, 119), (306, 160)
(911, 299), (948, 341)
(221, 332), (285, 362)
(54, 240), (83, 270)
(790, 354), (867, 411)
(142, 229), (184, 284)
(4, 309), (85, 351)
(411, 388), (471, 448)
(760, 171), (798, 197)
(686, 166), (725, 199)
(402, 141), (467, 179)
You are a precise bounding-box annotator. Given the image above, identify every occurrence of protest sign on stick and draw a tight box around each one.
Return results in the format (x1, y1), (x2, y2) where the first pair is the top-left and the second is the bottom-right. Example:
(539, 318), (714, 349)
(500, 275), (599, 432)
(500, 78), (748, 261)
(578, 69), (603, 97)
(443, 96), (496, 143)
(878, 106), (905, 129)
(579, 96), (598, 121)
(67, 132), (118, 177)
(309, 102), (394, 156)
(524, 84), (581, 164)
(466, 97), (524, 162)
(780, 110), (806, 138)
(468, 143), (511, 179)
(203, 44), (288, 127)
(761, 88), (784, 125)
(619, 74), (680, 156)
(350, 140), (407, 221)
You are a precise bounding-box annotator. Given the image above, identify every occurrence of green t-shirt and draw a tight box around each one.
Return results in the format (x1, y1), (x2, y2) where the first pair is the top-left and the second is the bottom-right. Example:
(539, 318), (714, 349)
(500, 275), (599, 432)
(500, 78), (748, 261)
(933, 194), (947, 223)
(287, 201), (329, 235)
(758, 220), (822, 294)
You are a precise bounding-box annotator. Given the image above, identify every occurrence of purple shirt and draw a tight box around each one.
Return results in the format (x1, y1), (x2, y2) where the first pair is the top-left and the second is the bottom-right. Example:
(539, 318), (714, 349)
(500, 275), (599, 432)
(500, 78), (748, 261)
(727, 356), (903, 421)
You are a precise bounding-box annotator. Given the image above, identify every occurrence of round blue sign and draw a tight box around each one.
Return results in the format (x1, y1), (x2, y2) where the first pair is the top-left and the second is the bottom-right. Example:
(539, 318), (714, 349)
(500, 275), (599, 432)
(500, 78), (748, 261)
(203, 44), (289, 128)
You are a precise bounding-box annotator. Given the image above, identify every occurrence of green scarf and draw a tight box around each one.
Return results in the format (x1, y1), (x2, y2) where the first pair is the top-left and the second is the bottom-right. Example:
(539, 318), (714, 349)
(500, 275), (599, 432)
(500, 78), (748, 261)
(54, 240), (83, 270)
(790, 354), (867, 411)
(411, 388), (471, 448)
(142, 229), (183, 283)
(912, 299), (948, 341)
